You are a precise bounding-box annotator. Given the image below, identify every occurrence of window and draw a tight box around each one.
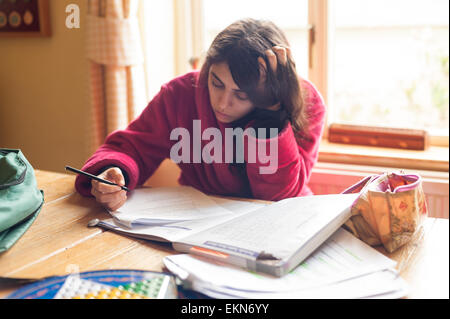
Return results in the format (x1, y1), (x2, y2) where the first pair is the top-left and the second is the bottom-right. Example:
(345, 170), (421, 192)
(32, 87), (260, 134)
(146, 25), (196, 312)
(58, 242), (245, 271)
(328, 0), (449, 139)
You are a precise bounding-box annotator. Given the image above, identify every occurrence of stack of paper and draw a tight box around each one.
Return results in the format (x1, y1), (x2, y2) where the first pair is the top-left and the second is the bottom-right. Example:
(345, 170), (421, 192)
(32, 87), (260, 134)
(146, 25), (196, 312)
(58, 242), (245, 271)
(92, 186), (360, 277)
(90, 186), (408, 298)
(163, 228), (408, 299)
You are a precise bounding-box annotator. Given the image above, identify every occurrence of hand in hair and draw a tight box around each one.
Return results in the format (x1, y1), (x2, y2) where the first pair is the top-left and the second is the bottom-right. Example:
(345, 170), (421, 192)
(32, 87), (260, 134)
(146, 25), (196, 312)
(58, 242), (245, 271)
(249, 45), (296, 137)
(261, 46), (293, 75)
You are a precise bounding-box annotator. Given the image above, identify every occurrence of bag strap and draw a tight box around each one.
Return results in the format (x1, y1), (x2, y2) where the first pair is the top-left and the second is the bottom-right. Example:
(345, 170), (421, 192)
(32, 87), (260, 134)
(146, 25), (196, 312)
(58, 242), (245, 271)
(0, 149), (27, 190)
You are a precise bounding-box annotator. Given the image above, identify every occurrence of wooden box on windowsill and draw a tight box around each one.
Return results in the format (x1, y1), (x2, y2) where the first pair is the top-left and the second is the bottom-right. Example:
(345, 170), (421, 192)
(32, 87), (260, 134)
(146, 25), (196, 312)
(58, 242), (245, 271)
(328, 124), (429, 151)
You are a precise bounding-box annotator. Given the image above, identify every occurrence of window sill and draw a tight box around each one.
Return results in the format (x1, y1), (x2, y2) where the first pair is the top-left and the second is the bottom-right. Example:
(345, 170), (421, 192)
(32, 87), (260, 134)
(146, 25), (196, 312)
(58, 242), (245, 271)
(318, 139), (449, 172)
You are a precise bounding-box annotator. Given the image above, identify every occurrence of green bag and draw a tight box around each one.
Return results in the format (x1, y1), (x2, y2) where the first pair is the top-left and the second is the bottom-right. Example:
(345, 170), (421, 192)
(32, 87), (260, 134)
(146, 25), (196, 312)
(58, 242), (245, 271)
(0, 149), (44, 253)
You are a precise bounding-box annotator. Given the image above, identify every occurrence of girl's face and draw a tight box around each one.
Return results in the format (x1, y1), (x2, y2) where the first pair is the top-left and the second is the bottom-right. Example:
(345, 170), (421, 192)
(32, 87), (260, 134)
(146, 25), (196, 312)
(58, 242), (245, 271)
(208, 62), (255, 123)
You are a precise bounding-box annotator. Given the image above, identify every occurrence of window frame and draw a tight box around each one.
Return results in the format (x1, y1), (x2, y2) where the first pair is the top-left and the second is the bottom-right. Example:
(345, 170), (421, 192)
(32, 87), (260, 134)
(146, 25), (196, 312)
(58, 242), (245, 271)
(308, 0), (449, 147)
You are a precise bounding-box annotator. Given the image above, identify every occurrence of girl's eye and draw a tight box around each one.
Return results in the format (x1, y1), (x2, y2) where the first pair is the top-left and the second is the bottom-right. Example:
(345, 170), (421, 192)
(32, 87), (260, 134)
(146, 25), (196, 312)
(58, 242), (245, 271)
(235, 92), (249, 101)
(211, 79), (248, 100)
(212, 80), (223, 88)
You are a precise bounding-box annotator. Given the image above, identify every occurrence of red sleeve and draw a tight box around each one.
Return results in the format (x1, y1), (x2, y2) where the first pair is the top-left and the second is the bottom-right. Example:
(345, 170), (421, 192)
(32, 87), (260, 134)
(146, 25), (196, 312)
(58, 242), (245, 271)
(245, 79), (326, 201)
(75, 85), (174, 197)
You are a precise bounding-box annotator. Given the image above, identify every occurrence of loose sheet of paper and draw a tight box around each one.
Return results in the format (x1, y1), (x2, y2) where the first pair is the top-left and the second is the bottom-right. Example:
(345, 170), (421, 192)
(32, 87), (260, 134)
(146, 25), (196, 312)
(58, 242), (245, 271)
(164, 228), (397, 293)
(209, 196), (269, 215)
(192, 269), (408, 299)
(109, 186), (248, 228)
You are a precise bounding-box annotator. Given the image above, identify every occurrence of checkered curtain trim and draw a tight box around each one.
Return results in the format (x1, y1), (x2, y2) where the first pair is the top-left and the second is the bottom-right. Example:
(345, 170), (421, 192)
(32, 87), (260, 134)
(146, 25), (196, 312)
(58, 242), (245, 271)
(86, 0), (147, 152)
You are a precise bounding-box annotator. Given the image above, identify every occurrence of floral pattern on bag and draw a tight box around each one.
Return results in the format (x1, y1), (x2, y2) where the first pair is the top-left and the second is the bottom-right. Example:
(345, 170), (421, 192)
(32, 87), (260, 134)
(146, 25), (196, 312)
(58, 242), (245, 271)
(342, 172), (428, 253)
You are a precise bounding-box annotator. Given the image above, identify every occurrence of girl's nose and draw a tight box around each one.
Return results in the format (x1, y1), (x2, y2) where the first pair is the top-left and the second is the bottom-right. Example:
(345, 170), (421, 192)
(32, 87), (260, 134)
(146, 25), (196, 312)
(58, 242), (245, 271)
(218, 90), (233, 111)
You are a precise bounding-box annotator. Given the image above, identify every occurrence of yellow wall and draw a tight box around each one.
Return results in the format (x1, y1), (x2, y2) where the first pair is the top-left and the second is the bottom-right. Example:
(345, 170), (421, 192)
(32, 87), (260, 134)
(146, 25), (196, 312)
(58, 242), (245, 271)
(0, 0), (89, 173)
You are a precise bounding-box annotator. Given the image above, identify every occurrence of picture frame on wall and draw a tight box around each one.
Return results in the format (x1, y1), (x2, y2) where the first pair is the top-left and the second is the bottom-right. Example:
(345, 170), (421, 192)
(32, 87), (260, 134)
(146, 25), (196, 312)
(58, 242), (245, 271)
(0, 0), (51, 37)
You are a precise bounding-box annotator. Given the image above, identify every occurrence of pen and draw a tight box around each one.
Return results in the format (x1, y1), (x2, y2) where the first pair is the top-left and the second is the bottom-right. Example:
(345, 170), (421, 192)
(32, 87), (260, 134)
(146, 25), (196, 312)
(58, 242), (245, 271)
(65, 166), (130, 192)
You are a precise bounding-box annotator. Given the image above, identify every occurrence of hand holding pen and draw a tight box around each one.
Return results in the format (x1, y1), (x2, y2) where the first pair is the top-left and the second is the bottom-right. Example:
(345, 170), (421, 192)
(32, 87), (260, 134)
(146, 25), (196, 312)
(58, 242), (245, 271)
(65, 166), (129, 211)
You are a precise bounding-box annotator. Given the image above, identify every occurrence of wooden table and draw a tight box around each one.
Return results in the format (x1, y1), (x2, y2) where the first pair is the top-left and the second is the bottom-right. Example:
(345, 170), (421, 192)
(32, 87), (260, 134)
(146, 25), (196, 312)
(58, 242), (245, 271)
(0, 170), (448, 298)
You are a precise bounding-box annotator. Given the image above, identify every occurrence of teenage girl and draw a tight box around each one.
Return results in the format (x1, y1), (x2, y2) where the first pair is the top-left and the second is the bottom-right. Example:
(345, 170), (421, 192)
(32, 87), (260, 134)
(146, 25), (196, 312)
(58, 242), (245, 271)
(75, 18), (326, 211)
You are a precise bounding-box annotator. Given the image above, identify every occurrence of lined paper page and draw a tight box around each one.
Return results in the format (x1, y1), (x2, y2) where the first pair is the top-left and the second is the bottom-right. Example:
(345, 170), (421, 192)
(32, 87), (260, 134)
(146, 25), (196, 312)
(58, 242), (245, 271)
(179, 193), (359, 259)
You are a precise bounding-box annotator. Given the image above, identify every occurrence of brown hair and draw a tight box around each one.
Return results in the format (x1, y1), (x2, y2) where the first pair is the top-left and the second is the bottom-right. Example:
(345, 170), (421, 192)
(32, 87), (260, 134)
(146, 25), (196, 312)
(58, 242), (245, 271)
(199, 18), (308, 135)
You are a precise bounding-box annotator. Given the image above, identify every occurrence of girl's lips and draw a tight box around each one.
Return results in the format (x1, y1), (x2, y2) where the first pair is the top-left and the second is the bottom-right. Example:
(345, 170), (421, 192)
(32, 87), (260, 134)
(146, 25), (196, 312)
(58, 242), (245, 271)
(214, 110), (233, 121)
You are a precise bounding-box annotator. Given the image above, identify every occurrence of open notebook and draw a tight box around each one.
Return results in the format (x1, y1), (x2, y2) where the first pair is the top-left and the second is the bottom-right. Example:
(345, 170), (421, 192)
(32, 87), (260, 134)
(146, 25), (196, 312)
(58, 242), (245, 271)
(89, 186), (359, 277)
